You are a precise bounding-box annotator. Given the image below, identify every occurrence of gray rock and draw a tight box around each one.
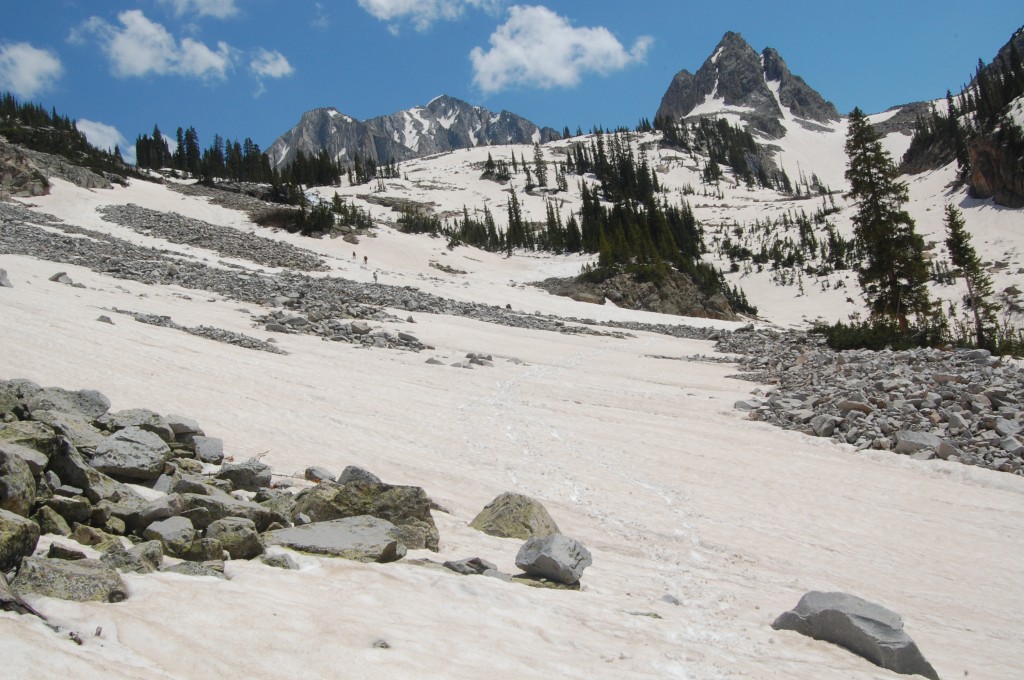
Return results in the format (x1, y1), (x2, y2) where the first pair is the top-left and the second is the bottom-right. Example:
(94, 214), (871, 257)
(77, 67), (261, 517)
(809, 414), (837, 437)
(261, 553), (299, 570)
(336, 465), (381, 485)
(0, 420), (59, 457)
(143, 516), (195, 556)
(264, 516), (407, 563)
(936, 440), (962, 460)
(47, 543), (87, 560)
(205, 517), (263, 560)
(893, 430), (942, 455)
(994, 418), (1021, 437)
(192, 436), (224, 464)
(46, 437), (146, 505)
(89, 426), (172, 480)
(182, 492), (282, 531)
(161, 561), (226, 579)
(26, 387), (111, 420)
(771, 591), (939, 680)
(128, 493), (187, 533)
(469, 492), (561, 540)
(100, 543), (157, 574)
(178, 537), (224, 562)
(515, 534), (593, 585)
(12, 557), (127, 603)
(443, 557), (497, 576)
(305, 466), (337, 483)
(43, 495), (93, 524)
(215, 459), (272, 491)
(101, 409), (175, 442)
(32, 505), (71, 536)
(29, 409), (107, 451)
(0, 508), (40, 571)
(0, 442), (47, 478)
(0, 446), (35, 516)
(166, 414), (203, 438)
(0, 268), (11, 288)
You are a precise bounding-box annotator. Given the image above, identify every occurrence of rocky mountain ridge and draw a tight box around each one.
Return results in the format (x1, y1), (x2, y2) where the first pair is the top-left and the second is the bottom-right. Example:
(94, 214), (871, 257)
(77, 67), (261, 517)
(268, 95), (560, 169)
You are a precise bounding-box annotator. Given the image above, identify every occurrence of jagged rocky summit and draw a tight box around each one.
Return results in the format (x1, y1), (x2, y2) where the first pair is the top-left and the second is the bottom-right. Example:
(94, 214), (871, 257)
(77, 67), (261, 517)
(655, 31), (840, 138)
(268, 95), (560, 169)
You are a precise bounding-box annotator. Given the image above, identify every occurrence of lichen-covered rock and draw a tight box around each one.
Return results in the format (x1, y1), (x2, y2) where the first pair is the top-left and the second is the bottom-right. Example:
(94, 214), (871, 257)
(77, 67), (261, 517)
(179, 537), (224, 562)
(469, 492), (560, 540)
(30, 409), (107, 451)
(143, 516), (195, 557)
(292, 479), (438, 551)
(0, 421), (59, 458)
(182, 492), (283, 531)
(0, 508), (39, 571)
(27, 386), (111, 420)
(264, 516), (407, 563)
(99, 409), (175, 443)
(32, 505), (71, 536)
(0, 446), (35, 517)
(515, 534), (593, 585)
(88, 426), (172, 481)
(772, 591), (939, 680)
(215, 459), (272, 491)
(161, 561), (225, 579)
(11, 557), (127, 603)
(205, 517), (263, 560)
(46, 438), (145, 506)
(0, 442), (47, 478)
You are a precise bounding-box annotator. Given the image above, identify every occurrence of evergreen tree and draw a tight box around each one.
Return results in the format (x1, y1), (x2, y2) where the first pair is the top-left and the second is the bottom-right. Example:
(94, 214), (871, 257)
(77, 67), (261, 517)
(845, 107), (931, 329)
(532, 142), (547, 187)
(944, 203), (998, 347)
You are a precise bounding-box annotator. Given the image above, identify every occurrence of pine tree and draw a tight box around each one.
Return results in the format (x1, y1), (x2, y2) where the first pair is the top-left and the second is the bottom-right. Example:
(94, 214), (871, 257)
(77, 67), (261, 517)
(532, 142), (547, 187)
(845, 107), (931, 329)
(944, 203), (998, 348)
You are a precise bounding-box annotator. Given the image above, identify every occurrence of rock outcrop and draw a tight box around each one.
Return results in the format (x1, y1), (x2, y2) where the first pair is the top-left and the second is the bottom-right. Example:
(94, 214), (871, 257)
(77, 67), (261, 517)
(968, 136), (1024, 208)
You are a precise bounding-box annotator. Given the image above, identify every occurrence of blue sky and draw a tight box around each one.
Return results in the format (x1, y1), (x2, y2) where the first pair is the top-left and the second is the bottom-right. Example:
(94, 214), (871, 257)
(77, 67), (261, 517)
(2, 1), (1022, 163)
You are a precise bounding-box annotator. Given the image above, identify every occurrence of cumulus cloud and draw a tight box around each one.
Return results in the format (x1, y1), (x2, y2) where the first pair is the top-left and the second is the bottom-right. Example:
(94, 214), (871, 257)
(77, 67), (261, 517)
(77, 10), (234, 80)
(76, 119), (135, 164)
(311, 3), (330, 30)
(250, 49), (293, 79)
(470, 5), (652, 94)
(157, 0), (239, 19)
(358, 0), (500, 32)
(0, 42), (63, 98)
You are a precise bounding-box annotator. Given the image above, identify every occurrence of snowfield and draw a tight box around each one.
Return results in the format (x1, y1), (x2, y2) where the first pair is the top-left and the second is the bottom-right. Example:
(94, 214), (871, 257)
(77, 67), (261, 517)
(2, 169), (1023, 679)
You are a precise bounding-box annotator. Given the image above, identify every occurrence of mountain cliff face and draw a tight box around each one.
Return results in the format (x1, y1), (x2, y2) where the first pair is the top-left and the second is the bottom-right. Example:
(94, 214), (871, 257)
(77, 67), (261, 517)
(656, 32), (839, 138)
(268, 95), (560, 169)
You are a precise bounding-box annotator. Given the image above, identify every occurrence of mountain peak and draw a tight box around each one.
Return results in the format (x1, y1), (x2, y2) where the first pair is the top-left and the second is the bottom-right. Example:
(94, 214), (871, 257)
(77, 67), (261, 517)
(656, 32), (838, 138)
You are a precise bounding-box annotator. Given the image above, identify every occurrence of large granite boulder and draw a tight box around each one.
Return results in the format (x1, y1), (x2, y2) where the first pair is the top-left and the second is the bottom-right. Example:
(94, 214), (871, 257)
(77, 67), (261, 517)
(88, 426), (172, 481)
(0, 508), (39, 571)
(216, 459), (272, 491)
(264, 516), (407, 563)
(99, 409), (175, 442)
(27, 386), (111, 420)
(894, 430), (943, 456)
(292, 479), (438, 551)
(127, 493), (187, 533)
(470, 492), (560, 540)
(0, 446), (35, 516)
(205, 517), (263, 560)
(12, 557), (127, 602)
(30, 410), (107, 451)
(192, 436), (224, 464)
(772, 591), (939, 680)
(515, 534), (593, 585)
(46, 438), (145, 505)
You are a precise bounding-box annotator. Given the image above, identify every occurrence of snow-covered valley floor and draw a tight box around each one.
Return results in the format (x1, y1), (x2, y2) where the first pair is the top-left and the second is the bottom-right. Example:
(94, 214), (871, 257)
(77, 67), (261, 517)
(1, 179), (1023, 679)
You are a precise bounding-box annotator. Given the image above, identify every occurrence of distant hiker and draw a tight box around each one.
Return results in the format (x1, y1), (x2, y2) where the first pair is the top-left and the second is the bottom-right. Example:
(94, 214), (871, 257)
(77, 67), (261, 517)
(363, 255), (368, 265)
(373, 272), (378, 282)
(352, 251), (356, 260)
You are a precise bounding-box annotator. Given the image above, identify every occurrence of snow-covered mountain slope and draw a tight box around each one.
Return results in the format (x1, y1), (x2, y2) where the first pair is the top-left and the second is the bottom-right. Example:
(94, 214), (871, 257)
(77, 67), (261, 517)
(2, 174), (1023, 680)
(267, 95), (559, 169)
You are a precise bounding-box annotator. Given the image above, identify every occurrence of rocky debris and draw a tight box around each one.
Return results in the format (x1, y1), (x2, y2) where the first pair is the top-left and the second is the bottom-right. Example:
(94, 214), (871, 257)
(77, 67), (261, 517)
(443, 557), (502, 578)
(27, 386), (112, 421)
(0, 508), (40, 571)
(469, 492), (560, 540)
(125, 310), (288, 355)
(263, 516), (407, 563)
(718, 330), (1024, 475)
(98, 203), (328, 272)
(0, 135), (50, 198)
(772, 591), (939, 680)
(31, 409), (108, 451)
(291, 479), (439, 551)
(12, 556), (127, 603)
(515, 534), (593, 586)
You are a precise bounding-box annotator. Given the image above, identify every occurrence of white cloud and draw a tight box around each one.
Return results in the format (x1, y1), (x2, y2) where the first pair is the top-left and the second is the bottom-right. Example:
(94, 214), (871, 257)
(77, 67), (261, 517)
(157, 0), (239, 19)
(0, 42), (63, 98)
(79, 10), (234, 81)
(76, 119), (136, 164)
(250, 49), (293, 79)
(311, 3), (330, 30)
(470, 5), (652, 94)
(358, 0), (500, 32)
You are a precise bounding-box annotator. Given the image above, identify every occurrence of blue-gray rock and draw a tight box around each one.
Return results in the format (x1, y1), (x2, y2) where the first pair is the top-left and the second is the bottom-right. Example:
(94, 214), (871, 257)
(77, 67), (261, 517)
(192, 436), (224, 464)
(215, 459), (272, 491)
(772, 591), (938, 679)
(263, 516), (407, 563)
(0, 508), (39, 571)
(893, 430), (943, 455)
(89, 426), (172, 480)
(12, 557), (127, 602)
(143, 516), (195, 556)
(515, 534), (593, 585)
(206, 517), (263, 560)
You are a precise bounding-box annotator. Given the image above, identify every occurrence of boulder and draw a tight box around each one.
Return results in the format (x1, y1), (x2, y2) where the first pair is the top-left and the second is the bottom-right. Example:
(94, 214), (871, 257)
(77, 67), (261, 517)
(264, 516), (407, 563)
(47, 543), (87, 560)
(0, 508), (39, 571)
(143, 516), (195, 556)
(182, 492), (283, 531)
(261, 553), (299, 570)
(292, 480), (438, 551)
(29, 409), (107, 451)
(127, 493), (187, 533)
(11, 557), (127, 602)
(100, 542), (160, 574)
(43, 495), (93, 524)
(27, 387), (111, 420)
(771, 591), (939, 680)
(893, 430), (943, 455)
(161, 561), (225, 579)
(469, 492), (560, 540)
(46, 437), (146, 505)
(179, 537), (224, 562)
(166, 414), (203, 439)
(205, 517), (263, 560)
(70, 524), (121, 552)
(515, 533), (593, 585)
(32, 505), (71, 536)
(305, 466), (337, 483)
(100, 409), (175, 442)
(215, 459), (272, 491)
(0, 421), (59, 458)
(443, 557), (498, 576)
(192, 436), (224, 464)
(88, 426), (172, 480)
(337, 465), (382, 485)
(0, 446), (35, 516)
(0, 442), (47, 478)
